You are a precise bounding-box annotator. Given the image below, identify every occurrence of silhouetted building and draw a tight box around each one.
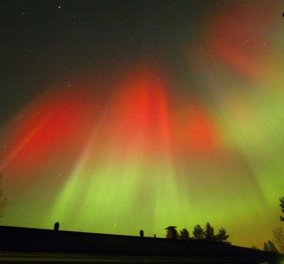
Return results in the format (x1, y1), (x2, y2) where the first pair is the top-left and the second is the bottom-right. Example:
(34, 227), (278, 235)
(0, 225), (283, 263)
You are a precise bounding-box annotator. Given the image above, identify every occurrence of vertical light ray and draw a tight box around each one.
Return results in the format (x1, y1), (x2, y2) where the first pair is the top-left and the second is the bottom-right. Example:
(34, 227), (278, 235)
(48, 67), (184, 236)
(181, 0), (284, 246)
(1, 0), (284, 248)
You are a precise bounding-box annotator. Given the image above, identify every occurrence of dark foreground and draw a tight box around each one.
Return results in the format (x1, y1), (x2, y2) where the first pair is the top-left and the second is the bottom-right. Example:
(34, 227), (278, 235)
(0, 226), (283, 263)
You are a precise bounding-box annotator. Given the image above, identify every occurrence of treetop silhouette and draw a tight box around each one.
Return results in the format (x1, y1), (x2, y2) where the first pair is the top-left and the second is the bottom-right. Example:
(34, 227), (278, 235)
(174, 223), (229, 242)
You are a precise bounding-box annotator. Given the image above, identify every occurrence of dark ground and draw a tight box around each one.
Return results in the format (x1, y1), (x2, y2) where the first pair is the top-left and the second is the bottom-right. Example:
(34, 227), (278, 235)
(0, 226), (283, 263)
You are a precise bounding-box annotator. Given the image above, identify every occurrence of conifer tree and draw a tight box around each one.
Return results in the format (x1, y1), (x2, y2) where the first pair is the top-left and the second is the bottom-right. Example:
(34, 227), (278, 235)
(215, 227), (229, 242)
(179, 228), (190, 239)
(193, 225), (205, 240)
(205, 222), (214, 241)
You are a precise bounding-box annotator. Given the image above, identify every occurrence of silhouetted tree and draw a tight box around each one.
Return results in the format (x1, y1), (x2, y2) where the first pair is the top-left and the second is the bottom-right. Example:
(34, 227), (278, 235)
(182, 223), (230, 242)
(280, 197), (284, 221)
(215, 227), (229, 242)
(263, 240), (278, 253)
(205, 222), (215, 241)
(193, 225), (205, 240)
(273, 227), (284, 253)
(179, 228), (190, 239)
(263, 242), (269, 251)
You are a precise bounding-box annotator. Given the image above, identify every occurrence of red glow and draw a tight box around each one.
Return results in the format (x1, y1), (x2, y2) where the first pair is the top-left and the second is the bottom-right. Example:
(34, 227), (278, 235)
(207, 3), (270, 81)
(1, 87), (96, 174)
(176, 101), (221, 156)
(105, 67), (173, 158)
(186, 105), (218, 153)
(0, 65), (223, 178)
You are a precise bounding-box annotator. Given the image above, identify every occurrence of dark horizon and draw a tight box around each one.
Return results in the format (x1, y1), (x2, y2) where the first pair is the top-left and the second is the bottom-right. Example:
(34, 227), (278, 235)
(0, 225), (283, 263)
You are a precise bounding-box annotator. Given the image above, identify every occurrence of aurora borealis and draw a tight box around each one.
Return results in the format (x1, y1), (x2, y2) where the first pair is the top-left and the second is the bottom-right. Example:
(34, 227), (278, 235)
(0, 0), (284, 248)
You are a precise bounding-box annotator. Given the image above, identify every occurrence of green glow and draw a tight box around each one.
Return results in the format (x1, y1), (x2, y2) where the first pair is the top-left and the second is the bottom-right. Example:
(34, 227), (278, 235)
(1, 1), (284, 250)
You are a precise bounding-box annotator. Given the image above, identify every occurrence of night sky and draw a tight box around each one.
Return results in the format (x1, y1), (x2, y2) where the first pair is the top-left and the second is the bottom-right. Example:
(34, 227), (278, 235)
(0, 0), (284, 248)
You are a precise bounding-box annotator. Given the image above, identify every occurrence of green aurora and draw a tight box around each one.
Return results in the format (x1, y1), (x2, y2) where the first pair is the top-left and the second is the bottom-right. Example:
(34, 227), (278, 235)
(0, 0), (284, 249)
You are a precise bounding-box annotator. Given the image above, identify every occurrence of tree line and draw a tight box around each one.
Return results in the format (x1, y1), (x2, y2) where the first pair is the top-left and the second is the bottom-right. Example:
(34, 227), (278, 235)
(261, 196), (284, 253)
(173, 223), (229, 242)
